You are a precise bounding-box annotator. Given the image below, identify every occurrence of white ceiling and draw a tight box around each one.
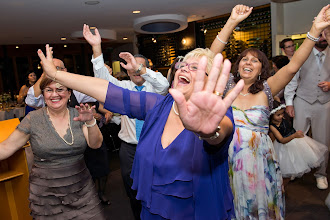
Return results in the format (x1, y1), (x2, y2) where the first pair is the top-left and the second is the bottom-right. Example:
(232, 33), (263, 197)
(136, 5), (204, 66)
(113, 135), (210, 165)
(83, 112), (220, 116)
(0, 0), (270, 45)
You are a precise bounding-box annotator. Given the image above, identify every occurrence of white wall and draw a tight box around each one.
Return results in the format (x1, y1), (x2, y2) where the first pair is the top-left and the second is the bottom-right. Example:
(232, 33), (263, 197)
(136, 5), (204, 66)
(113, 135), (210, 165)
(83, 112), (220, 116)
(271, 0), (328, 56)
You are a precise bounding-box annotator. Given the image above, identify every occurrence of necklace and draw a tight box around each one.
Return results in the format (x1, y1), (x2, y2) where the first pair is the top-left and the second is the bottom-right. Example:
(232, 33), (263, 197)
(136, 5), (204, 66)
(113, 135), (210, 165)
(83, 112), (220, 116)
(172, 101), (179, 116)
(47, 107), (74, 145)
(239, 92), (250, 97)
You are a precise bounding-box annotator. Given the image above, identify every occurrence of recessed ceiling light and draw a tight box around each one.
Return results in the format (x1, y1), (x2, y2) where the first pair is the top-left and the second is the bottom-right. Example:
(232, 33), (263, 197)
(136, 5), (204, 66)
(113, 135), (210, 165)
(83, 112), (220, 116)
(133, 10), (141, 14)
(64, 45), (67, 48)
(61, 37), (66, 41)
(123, 37), (128, 40)
(16, 46), (19, 49)
(85, 1), (100, 5)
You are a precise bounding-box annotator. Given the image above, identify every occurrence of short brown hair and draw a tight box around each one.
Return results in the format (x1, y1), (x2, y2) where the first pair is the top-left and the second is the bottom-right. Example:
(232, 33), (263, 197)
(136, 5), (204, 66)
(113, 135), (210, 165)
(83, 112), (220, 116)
(40, 78), (71, 94)
(279, 38), (293, 49)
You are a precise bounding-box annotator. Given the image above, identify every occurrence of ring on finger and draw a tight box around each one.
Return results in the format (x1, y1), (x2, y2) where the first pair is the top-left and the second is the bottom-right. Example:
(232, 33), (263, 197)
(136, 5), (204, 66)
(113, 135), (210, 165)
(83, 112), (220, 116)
(213, 90), (223, 97)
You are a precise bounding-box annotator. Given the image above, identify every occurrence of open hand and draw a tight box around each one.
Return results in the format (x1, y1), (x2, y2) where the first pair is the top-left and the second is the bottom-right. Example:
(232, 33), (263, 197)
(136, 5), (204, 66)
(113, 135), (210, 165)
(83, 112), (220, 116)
(119, 52), (138, 72)
(74, 103), (96, 122)
(83, 24), (101, 47)
(169, 53), (244, 136)
(312, 5), (330, 32)
(37, 44), (57, 79)
(230, 4), (253, 23)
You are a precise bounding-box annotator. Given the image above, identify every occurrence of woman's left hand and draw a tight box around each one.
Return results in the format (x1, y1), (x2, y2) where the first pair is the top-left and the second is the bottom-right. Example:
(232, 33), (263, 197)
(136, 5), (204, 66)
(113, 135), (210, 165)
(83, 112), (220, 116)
(169, 53), (244, 136)
(73, 103), (96, 122)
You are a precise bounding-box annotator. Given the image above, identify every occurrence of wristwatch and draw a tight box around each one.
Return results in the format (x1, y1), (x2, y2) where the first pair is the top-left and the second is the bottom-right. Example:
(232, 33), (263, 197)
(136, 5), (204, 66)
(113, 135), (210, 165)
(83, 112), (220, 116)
(136, 64), (143, 74)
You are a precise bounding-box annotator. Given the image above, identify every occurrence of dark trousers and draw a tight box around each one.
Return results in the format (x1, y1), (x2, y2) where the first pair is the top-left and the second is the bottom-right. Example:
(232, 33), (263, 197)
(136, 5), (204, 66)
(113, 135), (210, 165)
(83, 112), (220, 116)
(119, 141), (141, 220)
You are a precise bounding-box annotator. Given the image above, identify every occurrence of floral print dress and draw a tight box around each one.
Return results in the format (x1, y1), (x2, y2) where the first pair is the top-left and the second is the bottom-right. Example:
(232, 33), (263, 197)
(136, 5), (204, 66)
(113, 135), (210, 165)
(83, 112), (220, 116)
(226, 79), (284, 220)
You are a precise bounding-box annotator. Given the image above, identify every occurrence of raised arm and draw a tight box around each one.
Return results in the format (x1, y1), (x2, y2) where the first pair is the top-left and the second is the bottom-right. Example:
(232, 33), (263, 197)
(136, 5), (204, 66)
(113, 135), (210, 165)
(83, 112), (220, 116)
(74, 103), (103, 149)
(32, 73), (46, 98)
(210, 4), (252, 54)
(38, 45), (108, 104)
(83, 24), (102, 59)
(268, 5), (330, 96)
(119, 52), (169, 94)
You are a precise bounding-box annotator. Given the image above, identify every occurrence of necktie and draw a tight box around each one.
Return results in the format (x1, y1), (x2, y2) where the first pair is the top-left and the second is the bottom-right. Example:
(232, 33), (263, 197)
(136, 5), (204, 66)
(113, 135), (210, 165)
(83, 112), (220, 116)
(135, 86), (145, 141)
(317, 52), (324, 69)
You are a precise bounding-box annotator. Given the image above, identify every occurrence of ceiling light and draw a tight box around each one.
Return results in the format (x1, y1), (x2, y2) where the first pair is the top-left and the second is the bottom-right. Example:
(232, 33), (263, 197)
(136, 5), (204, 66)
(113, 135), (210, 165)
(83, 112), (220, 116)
(85, 1), (100, 5)
(123, 37), (128, 40)
(134, 14), (187, 34)
(61, 37), (66, 41)
(64, 45), (67, 48)
(16, 46), (19, 49)
(133, 10), (141, 14)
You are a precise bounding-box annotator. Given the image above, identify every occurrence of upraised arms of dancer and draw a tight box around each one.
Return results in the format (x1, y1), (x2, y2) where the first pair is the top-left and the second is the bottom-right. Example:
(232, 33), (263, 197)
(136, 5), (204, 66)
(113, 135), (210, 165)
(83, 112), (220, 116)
(268, 5), (330, 96)
(38, 46), (243, 146)
(210, 4), (253, 54)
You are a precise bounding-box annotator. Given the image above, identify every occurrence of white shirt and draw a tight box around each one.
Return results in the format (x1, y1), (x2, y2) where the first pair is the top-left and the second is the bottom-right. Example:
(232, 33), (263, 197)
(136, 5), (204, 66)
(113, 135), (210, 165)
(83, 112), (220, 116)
(92, 54), (169, 144)
(284, 47), (328, 106)
(25, 86), (96, 108)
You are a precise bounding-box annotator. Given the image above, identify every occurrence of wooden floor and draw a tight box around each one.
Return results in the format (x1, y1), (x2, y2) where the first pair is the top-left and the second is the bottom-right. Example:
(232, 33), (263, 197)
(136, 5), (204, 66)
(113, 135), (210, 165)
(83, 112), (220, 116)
(103, 151), (330, 220)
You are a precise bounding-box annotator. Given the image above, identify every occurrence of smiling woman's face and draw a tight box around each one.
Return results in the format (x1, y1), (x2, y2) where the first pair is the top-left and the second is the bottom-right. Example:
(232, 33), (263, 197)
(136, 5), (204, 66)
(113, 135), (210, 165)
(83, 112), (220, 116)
(172, 57), (203, 100)
(43, 81), (71, 111)
(238, 52), (262, 82)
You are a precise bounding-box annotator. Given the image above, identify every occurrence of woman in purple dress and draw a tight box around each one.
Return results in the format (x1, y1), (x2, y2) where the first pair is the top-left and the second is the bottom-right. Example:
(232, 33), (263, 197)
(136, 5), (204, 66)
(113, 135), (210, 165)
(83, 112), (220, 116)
(38, 44), (244, 219)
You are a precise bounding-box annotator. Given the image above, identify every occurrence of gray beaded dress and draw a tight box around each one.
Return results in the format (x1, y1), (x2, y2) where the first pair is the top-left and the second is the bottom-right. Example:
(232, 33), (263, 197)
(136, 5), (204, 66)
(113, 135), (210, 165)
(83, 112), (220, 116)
(17, 107), (106, 219)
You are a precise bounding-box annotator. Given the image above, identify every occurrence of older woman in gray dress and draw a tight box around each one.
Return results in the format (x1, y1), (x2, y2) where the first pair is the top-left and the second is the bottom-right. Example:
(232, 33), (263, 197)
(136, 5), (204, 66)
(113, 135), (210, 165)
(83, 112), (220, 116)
(0, 78), (106, 219)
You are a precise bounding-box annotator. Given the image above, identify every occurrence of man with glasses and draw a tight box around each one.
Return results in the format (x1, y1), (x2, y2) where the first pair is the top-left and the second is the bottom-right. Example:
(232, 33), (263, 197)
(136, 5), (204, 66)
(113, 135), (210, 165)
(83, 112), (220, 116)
(83, 24), (169, 220)
(25, 58), (96, 108)
(280, 38), (296, 60)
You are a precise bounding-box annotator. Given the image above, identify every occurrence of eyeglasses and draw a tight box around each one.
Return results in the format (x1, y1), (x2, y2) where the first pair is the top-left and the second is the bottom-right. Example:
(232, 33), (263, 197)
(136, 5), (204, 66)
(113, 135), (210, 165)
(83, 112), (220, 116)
(43, 88), (68, 94)
(284, 44), (295, 49)
(175, 61), (208, 76)
(175, 62), (198, 71)
(56, 66), (65, 71)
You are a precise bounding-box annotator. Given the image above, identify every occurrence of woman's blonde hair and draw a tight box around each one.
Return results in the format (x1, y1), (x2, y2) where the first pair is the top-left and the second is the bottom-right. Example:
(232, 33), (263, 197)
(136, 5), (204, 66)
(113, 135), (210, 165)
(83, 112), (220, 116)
(183, 48), (215, 73)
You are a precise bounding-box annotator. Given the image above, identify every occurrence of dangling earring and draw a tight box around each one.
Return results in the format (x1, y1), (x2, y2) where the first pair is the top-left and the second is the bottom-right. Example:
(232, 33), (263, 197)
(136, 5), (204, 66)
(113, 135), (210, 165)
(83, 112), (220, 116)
(258, 74), (261, 80)
(237, 71), (240, 77)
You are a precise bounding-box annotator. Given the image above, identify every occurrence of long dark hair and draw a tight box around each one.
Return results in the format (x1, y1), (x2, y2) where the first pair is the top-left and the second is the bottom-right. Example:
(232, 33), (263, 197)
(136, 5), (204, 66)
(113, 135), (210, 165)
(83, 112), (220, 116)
(24, 70), (36, 87)
(232, 48), (270, 94)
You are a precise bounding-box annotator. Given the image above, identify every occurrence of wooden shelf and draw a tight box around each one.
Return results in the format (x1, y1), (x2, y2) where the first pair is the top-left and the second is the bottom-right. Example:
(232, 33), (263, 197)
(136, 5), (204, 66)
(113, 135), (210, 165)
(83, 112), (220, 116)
(0, 118), (31, 220)
(0, 170), (24, 182)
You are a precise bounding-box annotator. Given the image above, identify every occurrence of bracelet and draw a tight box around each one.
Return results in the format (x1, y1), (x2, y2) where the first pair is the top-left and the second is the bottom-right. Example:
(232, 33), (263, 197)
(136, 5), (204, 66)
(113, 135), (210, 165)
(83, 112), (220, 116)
(84, 118), (97, 128)
(53, 70), (59, 82)
(306, 32), (320, 42)
(216, 35), (228, 45)
(197, 126), (221, 140)
(136, 63), (143, 74)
